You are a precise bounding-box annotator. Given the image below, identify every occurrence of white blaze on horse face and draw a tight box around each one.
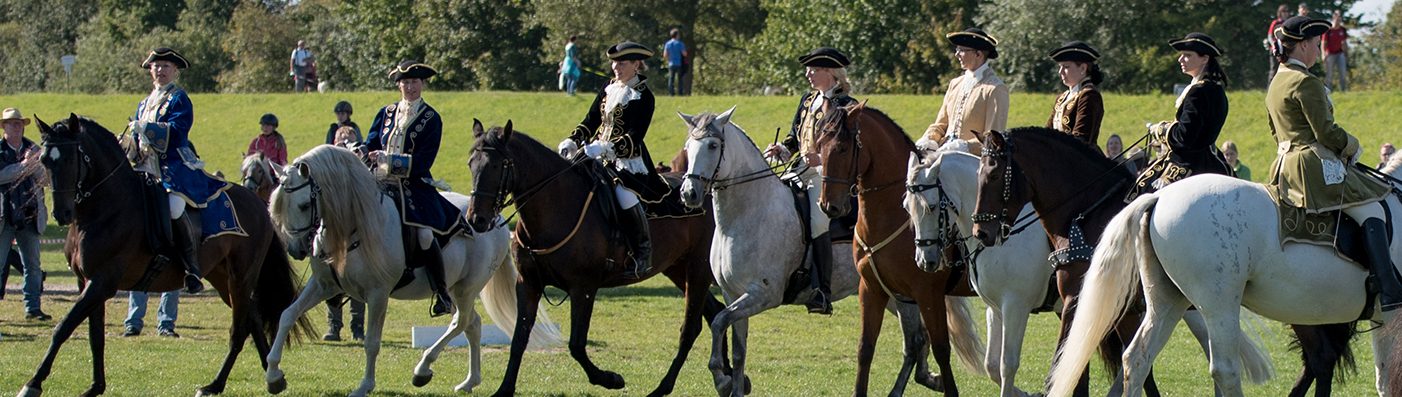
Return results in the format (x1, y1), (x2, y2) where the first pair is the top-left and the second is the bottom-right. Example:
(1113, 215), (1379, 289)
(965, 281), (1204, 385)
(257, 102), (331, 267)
(48, 147), (60, 161)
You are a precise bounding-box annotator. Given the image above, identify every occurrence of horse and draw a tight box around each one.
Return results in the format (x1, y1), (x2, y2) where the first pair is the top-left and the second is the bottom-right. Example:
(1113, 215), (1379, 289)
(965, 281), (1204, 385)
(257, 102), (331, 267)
(21, 114), (311, 397)
(465, 120), (726, 397)
(811, 103), (985, 396)
(964, 128), (1394, 397)
(676, 108), (970, 396)
(261, 144), (560, 397)
(240, 152), (280, 202)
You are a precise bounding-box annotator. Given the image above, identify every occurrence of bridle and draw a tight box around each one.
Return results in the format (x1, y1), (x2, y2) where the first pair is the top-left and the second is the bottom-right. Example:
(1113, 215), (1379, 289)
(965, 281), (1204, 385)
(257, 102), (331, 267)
(819, 111), (904, 197)
(971, 134), (1021, 243)
(907, 177), (968, 251)
(43, 134), (119, 206)
(682, 125), (781, 193)
(469, 145), (516, 220)
(279, 171), (322, 249)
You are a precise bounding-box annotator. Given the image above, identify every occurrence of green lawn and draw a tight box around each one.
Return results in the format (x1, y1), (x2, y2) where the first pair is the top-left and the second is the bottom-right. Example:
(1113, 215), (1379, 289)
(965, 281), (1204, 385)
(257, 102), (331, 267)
(0, 90), (1396, 396)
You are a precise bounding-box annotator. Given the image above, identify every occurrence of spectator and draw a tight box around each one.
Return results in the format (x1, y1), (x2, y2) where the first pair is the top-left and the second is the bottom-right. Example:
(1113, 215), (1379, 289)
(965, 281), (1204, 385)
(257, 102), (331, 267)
(1298, 2), (1310, 17)
(1266, 4), (1290, 79)
(0, 108), (48, 321)
(1221, 140), (1251, 180)
(324, 294), (365, 341)
(663, 28), (688, 96)
(290, 40), (316, 93)
(1105, 133), (1147, 175)
(560, 35), (581, 96)
(325, 101), (361, 146)
(1381, 143), (1396, 168)
(1323, 10), (1349, 91)
(247, 113), (287, 167)
(1105, 133), (1124, 159)
(124, 291), (180, 337)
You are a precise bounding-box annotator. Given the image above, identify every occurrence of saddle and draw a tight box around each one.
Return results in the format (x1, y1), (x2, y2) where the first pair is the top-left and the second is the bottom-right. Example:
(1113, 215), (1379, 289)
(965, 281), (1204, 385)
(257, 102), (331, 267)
(1270, 190), (1395, 266)
(133, 173), (201, 292)
(779, 180), (857, 305)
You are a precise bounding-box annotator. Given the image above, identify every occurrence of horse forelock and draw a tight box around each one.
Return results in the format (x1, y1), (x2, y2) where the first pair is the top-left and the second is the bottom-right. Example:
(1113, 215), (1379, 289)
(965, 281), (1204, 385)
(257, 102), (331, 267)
(1384, 154), (1402, 176)
(686, 113), (720, 140)
(286, 145), (390, 269)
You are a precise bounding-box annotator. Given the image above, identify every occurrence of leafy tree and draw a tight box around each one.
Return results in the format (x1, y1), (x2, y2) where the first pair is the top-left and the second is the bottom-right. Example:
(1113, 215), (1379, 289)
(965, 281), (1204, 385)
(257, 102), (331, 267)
(219, 1), (298, 92)
(1354, 0), (1402, 89)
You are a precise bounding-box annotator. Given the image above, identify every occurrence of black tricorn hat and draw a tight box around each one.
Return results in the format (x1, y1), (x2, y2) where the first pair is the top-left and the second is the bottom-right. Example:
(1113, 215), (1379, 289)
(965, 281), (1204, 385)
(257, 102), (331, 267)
(947, 28), (999, 59)
(798, 47), (852, 68)
(388, 61), (437, 82)
(1168, 32), (1223, 57)
(1276, 16), (1332, 41)
(142, 47), (190, 69)
(607, 41), (653, 61)
(1048, 41), (1100, 63)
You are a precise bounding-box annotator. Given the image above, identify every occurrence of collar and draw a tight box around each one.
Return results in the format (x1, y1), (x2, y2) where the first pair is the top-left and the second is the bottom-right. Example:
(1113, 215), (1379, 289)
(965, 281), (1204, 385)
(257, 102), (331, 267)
(1067, 81), (1086, 96)
(5, 138), (22, 152)
(1286, 58), (1309, 70)
(964, 63), (991, 82)
(397, 98), (424, 113)
(152, 81), (177, 93)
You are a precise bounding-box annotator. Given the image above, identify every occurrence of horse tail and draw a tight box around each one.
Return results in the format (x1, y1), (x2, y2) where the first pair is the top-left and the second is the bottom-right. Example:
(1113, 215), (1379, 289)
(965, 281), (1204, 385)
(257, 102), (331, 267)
(944, 296), (987, 376)
(480, 248), (563, 349)
(1047, 193), (1158, 397)
(257, 237), (313, 343)
(1235, 310), (1277, 384)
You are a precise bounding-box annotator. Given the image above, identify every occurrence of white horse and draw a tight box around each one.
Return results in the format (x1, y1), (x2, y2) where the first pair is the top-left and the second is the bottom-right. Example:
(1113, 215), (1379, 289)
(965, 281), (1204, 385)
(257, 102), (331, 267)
(263, 145), (562, 397)
(677, 108), (982, 397)
(1049, 159), (1402, 397)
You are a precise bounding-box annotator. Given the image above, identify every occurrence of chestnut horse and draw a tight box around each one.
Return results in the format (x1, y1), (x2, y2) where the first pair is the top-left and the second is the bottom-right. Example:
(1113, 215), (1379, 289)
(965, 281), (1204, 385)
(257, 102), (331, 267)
(240, 152), (279, 203)
(813, 104), (984, 396)
(465, 120), (725, 397)
(21, 115), (311, 397)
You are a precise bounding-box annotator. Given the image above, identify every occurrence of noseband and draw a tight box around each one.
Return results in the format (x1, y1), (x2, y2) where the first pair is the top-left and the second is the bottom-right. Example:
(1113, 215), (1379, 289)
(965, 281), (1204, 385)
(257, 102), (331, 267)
(44, 137), (119, 205)
(972, 137), (1018, 242)
(279, 173), (322, 248)
(908, 178), (962, 250)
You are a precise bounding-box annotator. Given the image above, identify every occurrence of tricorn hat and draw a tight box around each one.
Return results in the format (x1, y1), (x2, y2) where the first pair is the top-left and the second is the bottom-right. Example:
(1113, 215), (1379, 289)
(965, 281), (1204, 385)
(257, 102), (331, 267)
(142, 47), (190, 69)
(607, 41), (654, 61)
(947, 28), (999, 59)
(1168, 32), (1223, 57)
(798, 47), (852, 68)
(1048, 41), (1100, 63)
(1276, 16), (1332, 41)
(388, 61), (437, 82)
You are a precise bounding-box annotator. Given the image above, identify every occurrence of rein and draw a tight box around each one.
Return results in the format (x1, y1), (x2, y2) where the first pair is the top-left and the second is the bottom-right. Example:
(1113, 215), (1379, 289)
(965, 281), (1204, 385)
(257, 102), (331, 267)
(514, 190), (595, 255)
(683, 128), (785, 193)
(820, 118), (907, 197)
(475, 147), (592, 228)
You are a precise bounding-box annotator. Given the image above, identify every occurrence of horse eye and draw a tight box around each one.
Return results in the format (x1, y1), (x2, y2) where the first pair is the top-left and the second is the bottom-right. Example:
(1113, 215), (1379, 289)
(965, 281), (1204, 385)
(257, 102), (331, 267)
(297, 202), (312, 211)
(708, 142), (718, 150)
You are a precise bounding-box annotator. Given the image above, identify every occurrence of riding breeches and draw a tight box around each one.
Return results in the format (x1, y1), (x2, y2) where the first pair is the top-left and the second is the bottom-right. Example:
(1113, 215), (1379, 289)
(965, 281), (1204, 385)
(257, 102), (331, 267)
(783, 165), (829, 239)
(1343, 201), (1386, 225)
(169, 194), (186, 219)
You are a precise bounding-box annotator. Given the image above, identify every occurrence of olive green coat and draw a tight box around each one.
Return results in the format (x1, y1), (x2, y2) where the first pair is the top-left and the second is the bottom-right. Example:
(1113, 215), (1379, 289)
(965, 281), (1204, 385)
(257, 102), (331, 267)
(1265, 62), (1389, 212)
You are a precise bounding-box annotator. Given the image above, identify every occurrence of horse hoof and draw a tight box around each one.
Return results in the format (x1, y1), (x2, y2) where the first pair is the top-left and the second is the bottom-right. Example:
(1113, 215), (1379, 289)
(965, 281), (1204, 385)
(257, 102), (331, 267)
(915, 372), (942, 392)
(18, 385), (42, 397)
(742, 376), (752, 395)
(411, 372), (433, 387)
(591, 371), (625, 390)
(194, 385), (223, 396)
(267, 376), (287, 395)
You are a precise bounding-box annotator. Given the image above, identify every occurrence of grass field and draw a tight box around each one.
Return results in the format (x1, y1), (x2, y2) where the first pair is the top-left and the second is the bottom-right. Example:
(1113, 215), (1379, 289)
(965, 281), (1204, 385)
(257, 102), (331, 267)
(0, 90), (1397, 396)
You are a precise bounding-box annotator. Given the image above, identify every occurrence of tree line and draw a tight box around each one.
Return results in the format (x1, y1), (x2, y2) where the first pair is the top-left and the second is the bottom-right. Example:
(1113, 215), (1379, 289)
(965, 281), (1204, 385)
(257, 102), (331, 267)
(2, 0), (1401, 95)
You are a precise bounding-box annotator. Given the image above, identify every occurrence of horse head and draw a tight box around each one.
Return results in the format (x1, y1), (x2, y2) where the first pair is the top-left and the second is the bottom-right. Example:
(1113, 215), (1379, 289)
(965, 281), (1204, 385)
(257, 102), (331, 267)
(970, 130), (1028, 247)
(814, 103), (871, 218)
(272, 161), (317, 259)
(677, 106), (737, 208)
(37, 113), (89, 226)
(904, 151), (946, 270)
(466, 119), (515, 232)
(242, 152), (278, 202)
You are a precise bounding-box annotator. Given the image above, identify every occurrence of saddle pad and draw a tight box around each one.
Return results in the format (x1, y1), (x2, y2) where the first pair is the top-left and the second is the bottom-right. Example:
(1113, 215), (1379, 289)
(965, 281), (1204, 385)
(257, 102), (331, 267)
(647, 172), (707, 219)
(1267, 189), (1365, 266)
(200, 191), (248, 240)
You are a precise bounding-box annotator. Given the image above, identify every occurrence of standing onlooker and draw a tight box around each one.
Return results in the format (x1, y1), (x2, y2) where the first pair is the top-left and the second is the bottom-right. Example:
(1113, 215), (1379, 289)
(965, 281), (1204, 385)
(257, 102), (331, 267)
(1381, 143), (1396, 168)
(290, 40), (316, 93)
(324, 294), (364, 341)
(247, 113), (287, 167)
(325, 101), (361, 146)
(1221, 140), (1251, 180)
(0, 108), (48, 321)
(125, 291), (179, 337)
(663, 28), (688, 96)
(560, 35), (581, 96)
(1298, 2), (1311, 17)
(1266, 5), (1290, 80)
(1323, 10), (1349, 91)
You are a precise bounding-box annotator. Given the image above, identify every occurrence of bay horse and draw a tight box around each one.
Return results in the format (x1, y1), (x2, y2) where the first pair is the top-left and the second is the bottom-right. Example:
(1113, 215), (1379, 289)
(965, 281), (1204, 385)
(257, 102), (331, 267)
(1043, 138), (1402, 397)
(465, 120), (726, 397)
(263, 145), (561, 396)
(676, 108), (973, 396)
(21, 114), (311, 397)
(812, 104), (984, 396)
(967, 128), (1381, 396)
(240, 152), (280, 202)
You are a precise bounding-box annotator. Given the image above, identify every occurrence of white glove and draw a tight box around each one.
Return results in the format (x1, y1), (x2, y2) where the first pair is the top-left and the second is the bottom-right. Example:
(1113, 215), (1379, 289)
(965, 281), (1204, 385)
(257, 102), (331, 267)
(915, 136), (937, 152)
(583, 140), (614, 160)
(763, 143), (791, 163)
(558, 139), (579, 158)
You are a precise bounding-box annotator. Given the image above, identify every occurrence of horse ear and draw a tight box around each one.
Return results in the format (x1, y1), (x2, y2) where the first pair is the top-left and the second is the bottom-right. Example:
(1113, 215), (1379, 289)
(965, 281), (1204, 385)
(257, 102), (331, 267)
(677, 111), (695, 129)
(985, 130), (1005, 147)
(295, 162), (310, 178)
(908, 152), (920, 171)
(502, 120), (514, 141)
(471, 119), (485, 138)
(33, 116), (51, 136)
(715, 106), (737, 126)
(68, 113), (81, 133)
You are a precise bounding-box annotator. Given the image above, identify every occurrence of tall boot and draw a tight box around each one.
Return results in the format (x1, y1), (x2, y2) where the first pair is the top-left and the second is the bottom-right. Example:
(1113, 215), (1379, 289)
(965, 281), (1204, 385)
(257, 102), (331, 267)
(806, 232), (834, 314)
(172, 212), (204, 294)
(1363, 219), (1401, 312)
(621, 204), (653, 279)
(421, 239), (454, 317)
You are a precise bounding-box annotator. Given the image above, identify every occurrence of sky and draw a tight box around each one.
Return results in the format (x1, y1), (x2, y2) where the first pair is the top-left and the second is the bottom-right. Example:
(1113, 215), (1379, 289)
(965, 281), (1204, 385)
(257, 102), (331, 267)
(1351, 0), (1393, 25)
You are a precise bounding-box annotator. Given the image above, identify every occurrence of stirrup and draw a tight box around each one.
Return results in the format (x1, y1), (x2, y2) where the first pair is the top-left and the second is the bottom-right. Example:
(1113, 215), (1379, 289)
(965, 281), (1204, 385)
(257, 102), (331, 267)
(623, 257), (652, 279)
(805, 291), (832, 315)
(184, 273), (205, 294)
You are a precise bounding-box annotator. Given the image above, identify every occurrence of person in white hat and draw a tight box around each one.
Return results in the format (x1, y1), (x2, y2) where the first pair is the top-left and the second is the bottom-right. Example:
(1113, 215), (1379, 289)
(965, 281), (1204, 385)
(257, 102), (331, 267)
(0, 108), (48, 321)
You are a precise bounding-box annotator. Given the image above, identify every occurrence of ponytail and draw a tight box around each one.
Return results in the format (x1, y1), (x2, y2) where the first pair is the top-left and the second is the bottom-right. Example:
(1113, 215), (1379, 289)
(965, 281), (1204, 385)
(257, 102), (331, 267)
(1203, 56), (1229, 86)
(1085, 63), (1105, 86)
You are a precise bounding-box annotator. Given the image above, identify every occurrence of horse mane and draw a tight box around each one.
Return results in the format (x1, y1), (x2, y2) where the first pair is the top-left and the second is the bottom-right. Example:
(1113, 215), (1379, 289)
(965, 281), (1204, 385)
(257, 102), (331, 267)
(1005, 126), (1132, 180)
(478, 126), (571, 172)
(1384, 153), (1402, 176)
(70, 117), (125, 157)
(271, 145), (390, 271)
(826, 104), (916, 153)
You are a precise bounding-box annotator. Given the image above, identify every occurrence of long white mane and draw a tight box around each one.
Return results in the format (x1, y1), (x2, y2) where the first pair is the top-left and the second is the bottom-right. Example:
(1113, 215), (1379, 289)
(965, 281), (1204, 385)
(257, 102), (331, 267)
(270, 145), (392, 272)
(1384, 153), (1402, 176)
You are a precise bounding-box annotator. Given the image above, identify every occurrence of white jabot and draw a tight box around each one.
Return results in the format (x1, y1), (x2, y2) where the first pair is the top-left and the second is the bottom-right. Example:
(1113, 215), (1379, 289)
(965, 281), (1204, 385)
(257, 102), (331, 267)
(948, 63), (992, 141)
(603, 76), (642, 115)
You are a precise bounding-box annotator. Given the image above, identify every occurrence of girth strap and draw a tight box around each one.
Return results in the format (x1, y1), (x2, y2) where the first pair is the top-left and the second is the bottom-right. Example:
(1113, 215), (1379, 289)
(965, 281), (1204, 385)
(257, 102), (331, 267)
(856, 219), (914, 304)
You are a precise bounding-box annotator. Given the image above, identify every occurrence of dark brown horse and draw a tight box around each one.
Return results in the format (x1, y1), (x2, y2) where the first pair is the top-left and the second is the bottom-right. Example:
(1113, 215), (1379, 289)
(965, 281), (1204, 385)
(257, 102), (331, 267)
(20, 115), (310, 397)
(465, 120), (725, 397)
(971, 127), (1353, 396)
(814, 104), (984, 396)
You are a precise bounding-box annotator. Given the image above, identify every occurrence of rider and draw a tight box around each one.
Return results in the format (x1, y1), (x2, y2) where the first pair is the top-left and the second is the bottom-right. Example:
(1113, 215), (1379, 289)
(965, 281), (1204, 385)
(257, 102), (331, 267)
(129, 47), (228, 294)
(1046, 41), (1104, 151)
(762, 47), (856, 315)
(559, 41), (668, 279)
(916, 28), (1009, 155)
(1129, 32), (1233, 198)
(360, 60), (457, 317)
(247, 113), (287, 167)
(325, 100), (361, 146)
(1266, 16), (1400, 311)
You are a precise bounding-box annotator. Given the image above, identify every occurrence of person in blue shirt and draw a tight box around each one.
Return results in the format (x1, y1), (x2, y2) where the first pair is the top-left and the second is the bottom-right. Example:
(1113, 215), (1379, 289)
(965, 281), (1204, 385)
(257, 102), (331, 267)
(663, 28), (688, 96)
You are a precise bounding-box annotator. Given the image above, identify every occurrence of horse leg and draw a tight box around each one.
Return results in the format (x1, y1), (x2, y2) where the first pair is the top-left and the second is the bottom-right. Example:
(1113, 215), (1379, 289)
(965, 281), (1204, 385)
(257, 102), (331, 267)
(647, 261), (712, 397)
(412, 285), (473, 389)
(1182, 310), (1226, 397)
(198, 293), (256, 396)
(887, 301), (934, 396)
(918, 290), (958, 397)
(452, 293), (487, 393)
(853, 283), (890, 397)
(998, 302), (1039, 397)
(349, 293), (391, 397)
(1374, 323), (1395, 397)
(1113, 310), (1164, 397)
(20, 278), (114, 397)
(730, 316), (751, 397)
(265, 278), (333, 394)
(1055, 264), (1092, 397)
(80, 287), (110, 397)
(986, 307), (1005, 385)
(490, 280), (542, 397)
(563, 288), (625, 390)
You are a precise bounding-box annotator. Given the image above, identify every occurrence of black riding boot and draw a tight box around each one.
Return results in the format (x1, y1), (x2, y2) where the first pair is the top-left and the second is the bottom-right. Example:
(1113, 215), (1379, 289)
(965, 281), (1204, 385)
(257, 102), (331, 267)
(172, 212), (204, 294)
(621, 204), (653, 279)
(1363, 219), (1401, 312)
(806, 232), (834, 314)
(421, 239), (454, 317)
